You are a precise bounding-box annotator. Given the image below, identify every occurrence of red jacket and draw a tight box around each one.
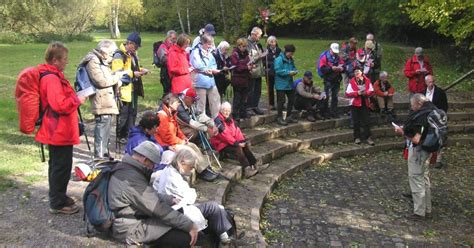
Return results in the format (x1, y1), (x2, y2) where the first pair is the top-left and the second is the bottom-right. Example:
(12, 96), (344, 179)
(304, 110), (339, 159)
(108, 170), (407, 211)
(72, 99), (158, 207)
(167, 44), (192, 94)
(35, 64), (81, 145)
(210, 113), (245, 152)
(373, 80), (395, 97)
(155, 104), (186, 147)
(404, 55), (433, 94)
(345, 75), (374, 107)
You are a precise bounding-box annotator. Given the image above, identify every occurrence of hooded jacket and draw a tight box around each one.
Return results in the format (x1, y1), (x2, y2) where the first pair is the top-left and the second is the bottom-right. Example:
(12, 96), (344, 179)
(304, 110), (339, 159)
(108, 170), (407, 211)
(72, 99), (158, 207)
(80, 49), (121, 115)
(167, 44), (192, 94)
(125, 126), (163, 156)
(274, 53), (297, 91)
(155, 104), (186, 147)
(108, 155), (193, 243)
(35, 64), (81, 146)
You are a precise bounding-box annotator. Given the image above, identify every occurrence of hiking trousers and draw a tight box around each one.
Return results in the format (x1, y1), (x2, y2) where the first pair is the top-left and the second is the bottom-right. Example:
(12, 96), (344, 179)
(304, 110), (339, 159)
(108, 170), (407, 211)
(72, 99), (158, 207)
(48, 145), (73, 209)
(408, 145), (432, 216)
(118, 101), (137, 139)
(94, 114), (113, 158)
(196, 86), (221, 119)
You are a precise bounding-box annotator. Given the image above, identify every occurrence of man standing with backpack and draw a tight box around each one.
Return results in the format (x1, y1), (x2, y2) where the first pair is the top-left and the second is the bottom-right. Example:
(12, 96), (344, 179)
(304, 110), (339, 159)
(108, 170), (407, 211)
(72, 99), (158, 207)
(112, 32), (150, 144)
(79, 40), (122, 159)
(156, 30), (177, 96)
(318, 43), (344, 118)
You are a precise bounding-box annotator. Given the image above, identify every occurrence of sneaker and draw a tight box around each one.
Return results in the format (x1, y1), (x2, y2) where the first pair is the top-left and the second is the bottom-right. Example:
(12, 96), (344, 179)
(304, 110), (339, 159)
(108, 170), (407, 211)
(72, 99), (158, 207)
(244, 166), (258, 178)
(253, 108), (265, 115)
(65, 196), (78, 206)
(198, 167), (219, 182)
(306, 115), (316, 122)
(277, 117), (288, 126)
(366, 137), (375, 146)
(354, 138), (361, 144)
(49, 204), (79, 215)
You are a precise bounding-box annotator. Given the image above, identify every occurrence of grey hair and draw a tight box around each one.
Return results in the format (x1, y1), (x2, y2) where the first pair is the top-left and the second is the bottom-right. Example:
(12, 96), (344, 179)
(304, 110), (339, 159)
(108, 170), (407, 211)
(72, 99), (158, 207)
(96, 39), (118, 56)
(166, 30), (177, 37)
(217, 41), (230, 51)
(220, 101), (232, 111)
(173, 146), (199, 169)
(379, 71), (388, 78)
(251, 27), (263, 35)
(267, 35), (277, 45)
(411, 93), (428, 107)
(425, 74), (434, 82)
(201, 34), (214, 45)
(366, 33), (374, 40)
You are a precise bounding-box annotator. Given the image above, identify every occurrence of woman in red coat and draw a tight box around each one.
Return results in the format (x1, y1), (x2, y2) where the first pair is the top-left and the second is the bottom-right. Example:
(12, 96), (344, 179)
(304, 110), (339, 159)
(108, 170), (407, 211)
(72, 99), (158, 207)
(210, 102), (260, 178)
(167, 33), (193, 94)
(345, 68), (375, 146)
(35, 42), (87, 214)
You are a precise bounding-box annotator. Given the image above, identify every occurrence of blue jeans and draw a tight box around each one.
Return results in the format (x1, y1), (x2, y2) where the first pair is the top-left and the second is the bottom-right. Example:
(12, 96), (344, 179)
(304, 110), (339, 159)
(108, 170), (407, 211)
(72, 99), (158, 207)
(323, 80), (340, 114)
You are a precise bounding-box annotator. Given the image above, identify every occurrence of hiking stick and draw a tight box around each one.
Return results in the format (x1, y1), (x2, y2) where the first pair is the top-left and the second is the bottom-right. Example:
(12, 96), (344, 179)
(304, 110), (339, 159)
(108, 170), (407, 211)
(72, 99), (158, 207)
(77, 107), (91, 152)
(265, 49), (271, 111)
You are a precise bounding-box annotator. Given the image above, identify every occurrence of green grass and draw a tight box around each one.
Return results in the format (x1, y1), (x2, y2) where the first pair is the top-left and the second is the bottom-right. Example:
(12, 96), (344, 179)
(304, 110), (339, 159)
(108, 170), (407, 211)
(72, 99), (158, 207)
(0, 32), (469, 190)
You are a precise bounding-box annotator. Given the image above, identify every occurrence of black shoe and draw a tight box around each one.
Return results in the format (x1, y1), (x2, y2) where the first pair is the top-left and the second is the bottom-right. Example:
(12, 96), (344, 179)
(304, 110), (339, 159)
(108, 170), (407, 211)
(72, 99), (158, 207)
(277, 117), (288, 126)
(434, 162), (445, 169)
(402, 192), (412, 199)
(198, 167), (219, 182)
(286, 117), (298, 124)
(253, 108), (265, 115)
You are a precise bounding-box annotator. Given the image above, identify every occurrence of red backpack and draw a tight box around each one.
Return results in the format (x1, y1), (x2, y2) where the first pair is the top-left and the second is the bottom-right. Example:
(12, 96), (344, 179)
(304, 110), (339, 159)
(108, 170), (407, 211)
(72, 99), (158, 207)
(15, 66), (55, 134)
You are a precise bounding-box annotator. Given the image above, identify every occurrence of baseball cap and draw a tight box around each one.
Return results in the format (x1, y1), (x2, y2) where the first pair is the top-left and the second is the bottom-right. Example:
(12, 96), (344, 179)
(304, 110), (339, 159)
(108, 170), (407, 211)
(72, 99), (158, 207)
(330, 43), (339, 53)
(133, 141), (161, 164)
(127, 32), (142, 47)
(415, 47), (423, 56)
(304, 71), (313, 79)
(182, 88), (199, 101)
(204, 23), (216, 36)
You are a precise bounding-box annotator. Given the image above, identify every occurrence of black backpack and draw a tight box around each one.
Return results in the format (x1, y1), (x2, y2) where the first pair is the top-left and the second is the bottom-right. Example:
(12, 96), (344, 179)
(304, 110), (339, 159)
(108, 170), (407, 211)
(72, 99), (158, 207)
(83, 160), (120, 235)
(416, 108), (448, 152)
(152, 41), (164, 67)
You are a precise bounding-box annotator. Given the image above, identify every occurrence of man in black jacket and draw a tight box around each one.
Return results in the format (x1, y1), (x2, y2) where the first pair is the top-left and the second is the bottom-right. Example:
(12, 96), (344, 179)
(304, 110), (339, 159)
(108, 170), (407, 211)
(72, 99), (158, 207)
(424, 75), (448, 168)
(394, 94), (435, 221)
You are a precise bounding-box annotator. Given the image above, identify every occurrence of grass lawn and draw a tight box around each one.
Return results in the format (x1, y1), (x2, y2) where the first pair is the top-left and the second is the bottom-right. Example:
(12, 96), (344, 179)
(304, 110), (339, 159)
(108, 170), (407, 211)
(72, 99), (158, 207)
(0, 32), (469, 190)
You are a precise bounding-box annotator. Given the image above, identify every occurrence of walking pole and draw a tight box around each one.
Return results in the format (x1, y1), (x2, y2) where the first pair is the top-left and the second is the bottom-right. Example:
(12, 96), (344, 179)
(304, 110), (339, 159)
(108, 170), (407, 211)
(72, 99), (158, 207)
(114, 87), (122, 156)
(265, 50), (271, 112)
(77, 107), (91, 152)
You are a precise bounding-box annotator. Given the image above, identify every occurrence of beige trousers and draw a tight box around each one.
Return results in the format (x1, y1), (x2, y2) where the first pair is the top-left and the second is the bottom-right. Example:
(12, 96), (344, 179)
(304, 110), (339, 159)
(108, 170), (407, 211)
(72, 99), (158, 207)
(408, 145), (432, 216)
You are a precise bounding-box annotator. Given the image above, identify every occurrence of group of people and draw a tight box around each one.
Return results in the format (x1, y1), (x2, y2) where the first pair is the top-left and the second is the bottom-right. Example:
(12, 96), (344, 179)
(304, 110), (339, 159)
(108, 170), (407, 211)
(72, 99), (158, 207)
(33, 22), (449, 247)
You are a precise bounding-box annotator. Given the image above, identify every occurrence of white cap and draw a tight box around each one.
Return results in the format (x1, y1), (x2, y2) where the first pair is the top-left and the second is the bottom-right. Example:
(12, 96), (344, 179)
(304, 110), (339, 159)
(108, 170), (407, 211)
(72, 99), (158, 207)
(330, 43), (340, 54)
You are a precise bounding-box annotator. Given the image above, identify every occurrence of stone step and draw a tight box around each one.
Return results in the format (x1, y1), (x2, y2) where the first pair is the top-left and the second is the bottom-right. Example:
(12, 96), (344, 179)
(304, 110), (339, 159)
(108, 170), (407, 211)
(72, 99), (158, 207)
(222, 134), (474, 246)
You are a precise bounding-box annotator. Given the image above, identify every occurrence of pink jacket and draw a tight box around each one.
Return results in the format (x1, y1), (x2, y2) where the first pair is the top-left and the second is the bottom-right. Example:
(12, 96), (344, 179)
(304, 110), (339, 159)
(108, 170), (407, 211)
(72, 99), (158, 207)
(210, 113), (245, 152)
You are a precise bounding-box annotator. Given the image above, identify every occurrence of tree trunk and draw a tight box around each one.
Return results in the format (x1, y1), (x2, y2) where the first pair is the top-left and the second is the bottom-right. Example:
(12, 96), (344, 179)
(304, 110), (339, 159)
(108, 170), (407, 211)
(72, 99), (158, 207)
(219, 0), (227, 37)
(114, 0), (121, 39)
(186, 0), (190, 34)
(110, 0), (121, 39)
(176, 0), (185, 33)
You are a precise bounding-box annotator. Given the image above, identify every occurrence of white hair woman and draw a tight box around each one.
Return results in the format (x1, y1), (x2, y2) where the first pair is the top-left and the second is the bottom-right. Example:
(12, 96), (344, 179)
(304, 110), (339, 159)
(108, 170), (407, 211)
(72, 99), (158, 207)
(153, 146), (234, 244)
(213, 41), (232, 99)
(210, 102), (267, 178)
(265, 35), (281, 110)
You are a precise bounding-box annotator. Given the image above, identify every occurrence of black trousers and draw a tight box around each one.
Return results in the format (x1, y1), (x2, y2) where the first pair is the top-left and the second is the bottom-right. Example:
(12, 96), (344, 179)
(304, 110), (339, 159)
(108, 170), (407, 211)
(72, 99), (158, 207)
(247, 77), (262, 109)
(160, 66), (171, 96)
(118, 101), (137, 139)
(267, 74), (275, 106)
(294, 96), (323, 112)
(147, 228), (192, 248)
(232, 85), (249, 118)
(48, 145), (73, 209)
(221, 145), (257, 168)
(276, 89), (295, 119)
(351, 104), (371, 140)
(323, 80), (340, 114)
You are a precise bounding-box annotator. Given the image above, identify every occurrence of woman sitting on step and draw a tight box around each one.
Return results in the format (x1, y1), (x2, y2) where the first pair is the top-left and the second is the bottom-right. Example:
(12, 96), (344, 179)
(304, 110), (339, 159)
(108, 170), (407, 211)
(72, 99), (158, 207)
(210, 102), (268, 178)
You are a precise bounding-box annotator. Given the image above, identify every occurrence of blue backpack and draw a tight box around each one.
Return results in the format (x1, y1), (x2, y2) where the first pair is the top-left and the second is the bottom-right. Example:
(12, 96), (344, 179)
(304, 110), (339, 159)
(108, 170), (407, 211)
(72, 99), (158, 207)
(292, 78), (303, 89)
(83, 161), (120, 235)
(316, 51), (328, 78)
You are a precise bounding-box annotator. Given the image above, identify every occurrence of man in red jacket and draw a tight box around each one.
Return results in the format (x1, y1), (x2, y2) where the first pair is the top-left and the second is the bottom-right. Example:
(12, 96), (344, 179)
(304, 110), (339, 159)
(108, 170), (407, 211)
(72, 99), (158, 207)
(404, 47), (432, 96)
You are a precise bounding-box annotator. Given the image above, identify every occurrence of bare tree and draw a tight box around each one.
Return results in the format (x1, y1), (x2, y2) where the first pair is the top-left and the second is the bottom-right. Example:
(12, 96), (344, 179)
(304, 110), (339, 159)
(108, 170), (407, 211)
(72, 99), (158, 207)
(175, 0), (185, 33)
(186, 0), (191, 34)
(219, 0), (228, 36)
(109, 0), (121, 39)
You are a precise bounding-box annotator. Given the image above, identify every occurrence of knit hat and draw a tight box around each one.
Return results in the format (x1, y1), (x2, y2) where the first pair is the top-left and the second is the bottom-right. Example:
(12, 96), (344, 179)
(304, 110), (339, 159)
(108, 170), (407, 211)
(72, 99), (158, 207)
(133, 141), (161, 164)
(127, 32), (142, 47)
(204, 24), (216, 36)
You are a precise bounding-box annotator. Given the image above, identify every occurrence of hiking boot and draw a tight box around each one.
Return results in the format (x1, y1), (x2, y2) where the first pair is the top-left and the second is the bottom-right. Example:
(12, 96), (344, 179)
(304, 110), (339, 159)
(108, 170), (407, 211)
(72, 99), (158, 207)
(306, 115), (316, 122)
(49, 204), (79, 215)
(434, 162), (445, 169)
(198, 167), (219, 182)
(244, 166), (258, 178)
(366, 137), (375, 146)
(65, 196), (78, 206)
(406, 214), (424, 221)
(354, 138), (361, 144)
(277, 117), (288, 126)
(286, 117), (298, 124)
(253, 108), (265, 115)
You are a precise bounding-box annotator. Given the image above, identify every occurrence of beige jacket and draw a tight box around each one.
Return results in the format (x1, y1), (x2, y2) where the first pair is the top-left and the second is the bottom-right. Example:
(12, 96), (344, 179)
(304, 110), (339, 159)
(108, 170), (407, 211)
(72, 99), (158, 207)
(80, 50), (121, 115)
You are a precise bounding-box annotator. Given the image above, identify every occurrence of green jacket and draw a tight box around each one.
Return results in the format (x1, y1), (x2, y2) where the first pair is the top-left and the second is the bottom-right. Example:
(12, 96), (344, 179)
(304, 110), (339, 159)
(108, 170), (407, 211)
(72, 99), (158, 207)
(108, 155), (193, 243)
